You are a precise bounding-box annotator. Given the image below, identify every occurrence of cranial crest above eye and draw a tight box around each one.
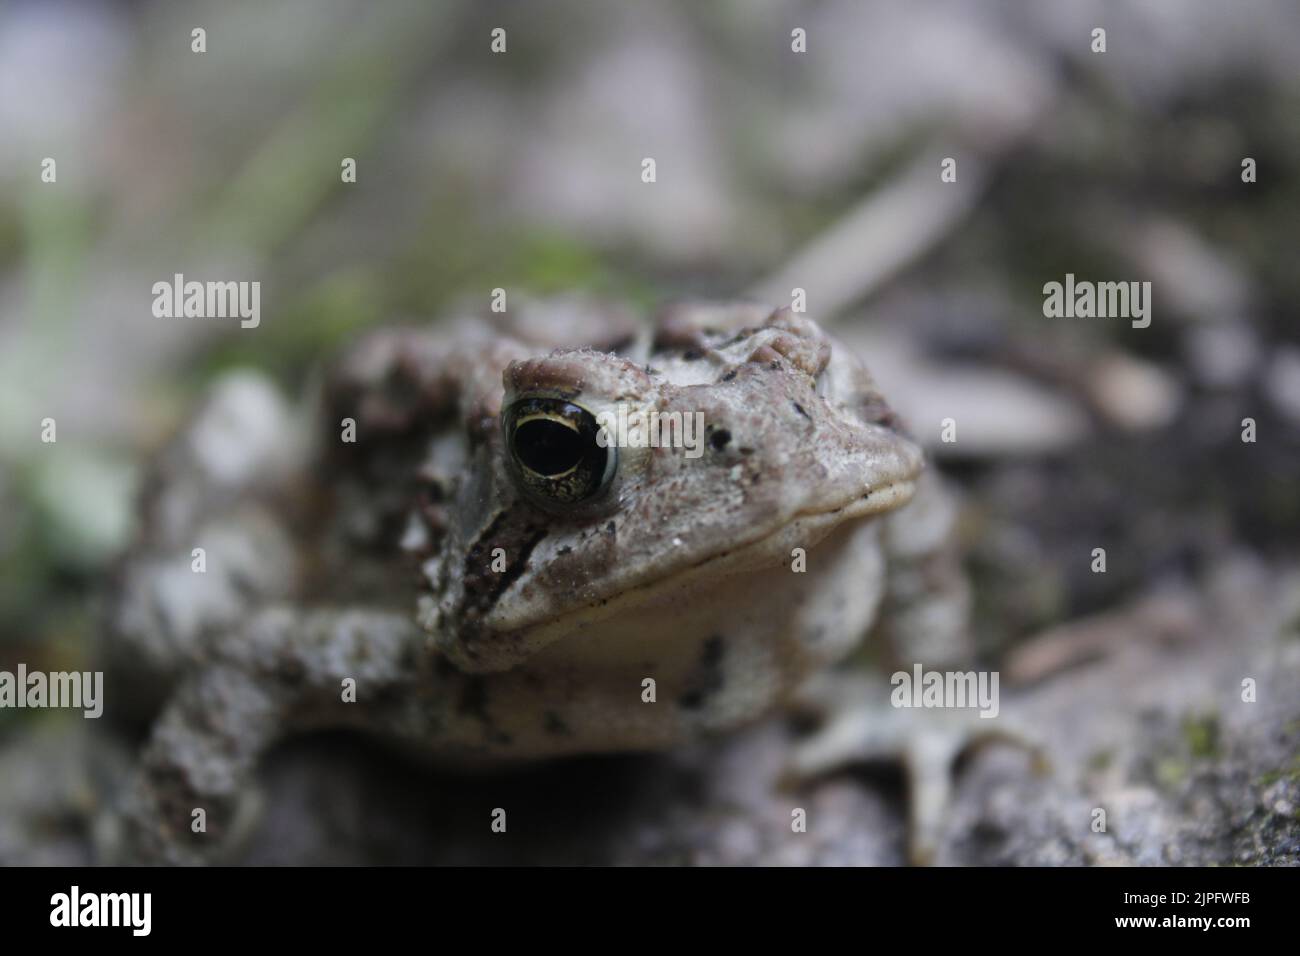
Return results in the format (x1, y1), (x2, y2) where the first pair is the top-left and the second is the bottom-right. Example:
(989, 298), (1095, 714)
(503, 349), (654, 402)
(741, 317), (832, 379)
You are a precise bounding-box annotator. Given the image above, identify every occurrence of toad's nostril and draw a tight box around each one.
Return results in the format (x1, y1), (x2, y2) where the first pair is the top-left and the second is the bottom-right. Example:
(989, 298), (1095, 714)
(854, 392), (906, 434)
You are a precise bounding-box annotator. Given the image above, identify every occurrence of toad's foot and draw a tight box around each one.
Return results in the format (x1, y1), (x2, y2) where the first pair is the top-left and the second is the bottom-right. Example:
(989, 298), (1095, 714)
(114, 607), (427, 865)
(782, 674), (1048, 865)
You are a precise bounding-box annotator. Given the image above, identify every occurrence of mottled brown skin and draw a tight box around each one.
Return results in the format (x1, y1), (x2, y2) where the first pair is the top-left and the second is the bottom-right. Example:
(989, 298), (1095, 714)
(107, 299), (941, 864)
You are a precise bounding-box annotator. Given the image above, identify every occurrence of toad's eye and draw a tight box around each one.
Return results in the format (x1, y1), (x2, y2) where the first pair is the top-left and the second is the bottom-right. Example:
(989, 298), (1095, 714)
(504, 398), (616, 506)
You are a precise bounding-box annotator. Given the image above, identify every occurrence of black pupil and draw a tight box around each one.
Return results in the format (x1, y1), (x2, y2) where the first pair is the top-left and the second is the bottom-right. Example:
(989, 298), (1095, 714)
(514, 419), (587, 476)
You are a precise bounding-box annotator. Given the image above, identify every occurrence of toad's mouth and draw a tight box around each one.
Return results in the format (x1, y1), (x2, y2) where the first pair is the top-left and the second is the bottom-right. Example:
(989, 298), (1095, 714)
(494, 476), (918, 640)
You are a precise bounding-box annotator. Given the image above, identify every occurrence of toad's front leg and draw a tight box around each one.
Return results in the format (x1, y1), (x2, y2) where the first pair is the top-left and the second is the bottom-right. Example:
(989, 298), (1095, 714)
(113, 607), (433, 865)
(782, 472), (1046, 865)
(783, 674), (1047, 865)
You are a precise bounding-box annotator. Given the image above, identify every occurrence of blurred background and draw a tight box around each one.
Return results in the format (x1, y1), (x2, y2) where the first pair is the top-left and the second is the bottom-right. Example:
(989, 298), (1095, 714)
(1, 0), (1298, 864)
